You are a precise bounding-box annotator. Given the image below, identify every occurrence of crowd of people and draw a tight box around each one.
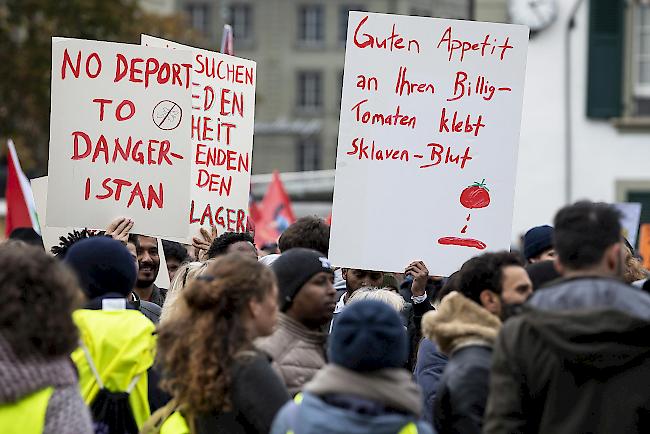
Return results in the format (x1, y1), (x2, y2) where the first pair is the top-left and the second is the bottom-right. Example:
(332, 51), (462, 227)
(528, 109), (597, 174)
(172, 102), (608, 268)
(1, 200), (649, 434)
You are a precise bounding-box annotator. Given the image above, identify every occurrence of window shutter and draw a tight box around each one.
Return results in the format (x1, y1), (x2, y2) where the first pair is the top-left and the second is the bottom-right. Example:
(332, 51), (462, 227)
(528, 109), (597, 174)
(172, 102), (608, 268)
(586, 0), (625, 118)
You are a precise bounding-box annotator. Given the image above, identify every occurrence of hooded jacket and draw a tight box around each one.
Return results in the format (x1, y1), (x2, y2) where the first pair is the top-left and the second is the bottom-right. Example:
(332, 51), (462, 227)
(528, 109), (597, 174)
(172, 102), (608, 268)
(0, 336), (93, 434)
(421, 292), (501, 434)
(256, 313), (328, 396)
(270, 364), (433, 434)
(484, 307), (650, 434)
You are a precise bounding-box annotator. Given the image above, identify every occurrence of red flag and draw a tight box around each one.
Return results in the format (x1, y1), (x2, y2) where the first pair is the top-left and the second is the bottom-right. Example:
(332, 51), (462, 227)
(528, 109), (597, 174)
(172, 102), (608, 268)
(221, 24), (234, 55)
(254, 171), (295, 246)
(5, 140), (39, 236)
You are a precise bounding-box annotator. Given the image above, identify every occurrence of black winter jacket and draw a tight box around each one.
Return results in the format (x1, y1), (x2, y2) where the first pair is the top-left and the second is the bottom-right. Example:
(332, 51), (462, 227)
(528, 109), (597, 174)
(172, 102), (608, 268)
(195, 351), (290, 434)
(484, 278), (650, 434)
(433, 345), (491, 434)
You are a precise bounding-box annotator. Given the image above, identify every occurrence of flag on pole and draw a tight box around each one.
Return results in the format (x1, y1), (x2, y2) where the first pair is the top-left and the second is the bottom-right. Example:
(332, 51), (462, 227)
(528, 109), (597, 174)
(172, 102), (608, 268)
(254, 171), (295, 246)
(221, 24), (234, 55)
(5, 139), (40, 236)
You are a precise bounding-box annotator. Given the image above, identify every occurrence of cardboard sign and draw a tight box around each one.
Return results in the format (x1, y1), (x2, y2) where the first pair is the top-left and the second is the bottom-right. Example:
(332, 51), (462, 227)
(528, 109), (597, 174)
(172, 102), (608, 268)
(614, 202), (642, 247)
(31, 176), (75, 253)
(47, 37), (193, 239)
(329, 12), (529, 275)
(142, 35), (256, 242)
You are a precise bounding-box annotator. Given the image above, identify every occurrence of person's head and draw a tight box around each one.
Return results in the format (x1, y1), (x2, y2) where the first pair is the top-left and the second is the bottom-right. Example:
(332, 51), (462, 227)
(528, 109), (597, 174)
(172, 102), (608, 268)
(553, 201), (623, 277)
(342, 269), (384, 293)
(457, 251), (532, 320)
(65, 236), (137, 299)
(523, 225), (555, 263)
(51, 228), (97, 258)
(207, 231), (257, 259)
(525, 260), (562, 290)
(8, 227), (44, 249)
(272, 248), (336, 329)
(0, 243), (82, 360)
(329, 300), (408, 372)
(134, 235), (160, 289)
(381, 274), (400, 293)
(160, 260), (212, 323)
(278, 216), (331, 256)
(433, 271), (460, 307)
(348, 287), (406, 313)
(162, 239), (190, 282)
(157, 254), (277, 412)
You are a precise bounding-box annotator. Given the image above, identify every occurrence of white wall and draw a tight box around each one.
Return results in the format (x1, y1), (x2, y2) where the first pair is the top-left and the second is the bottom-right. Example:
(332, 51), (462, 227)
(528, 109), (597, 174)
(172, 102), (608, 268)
(511, 1), (650, 240)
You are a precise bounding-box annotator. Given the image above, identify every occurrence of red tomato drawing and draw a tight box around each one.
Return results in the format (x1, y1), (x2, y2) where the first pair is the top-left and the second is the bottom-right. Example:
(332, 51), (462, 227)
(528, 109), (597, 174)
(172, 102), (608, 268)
(460, 179), (490, 209)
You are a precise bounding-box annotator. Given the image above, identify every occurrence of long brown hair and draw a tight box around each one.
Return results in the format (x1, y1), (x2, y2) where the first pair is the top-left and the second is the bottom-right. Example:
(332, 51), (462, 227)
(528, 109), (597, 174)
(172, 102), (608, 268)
(157, 254), (276, 413)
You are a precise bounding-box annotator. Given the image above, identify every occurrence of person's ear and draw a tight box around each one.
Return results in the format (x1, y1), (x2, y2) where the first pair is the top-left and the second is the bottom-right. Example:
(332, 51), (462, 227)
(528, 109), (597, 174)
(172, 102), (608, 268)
(248, 298), (261, 319)
(604, 242), (622, 272)
(479, 289), (500, 316)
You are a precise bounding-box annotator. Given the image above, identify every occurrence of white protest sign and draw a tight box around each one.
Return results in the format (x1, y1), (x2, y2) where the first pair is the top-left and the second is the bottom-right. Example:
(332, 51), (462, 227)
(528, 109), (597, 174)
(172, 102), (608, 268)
(31, 176), (75, 253)
(142, 35), (256, 243)
(614, 202), (642, 247)
(47, 37), (193, 239)
(329, 12), (529, 275)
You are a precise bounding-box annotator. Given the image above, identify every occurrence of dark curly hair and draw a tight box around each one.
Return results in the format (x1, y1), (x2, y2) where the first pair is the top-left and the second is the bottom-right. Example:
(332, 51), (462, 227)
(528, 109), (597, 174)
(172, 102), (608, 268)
(157, 254), (276, 413)
(206, 231), (255, 259)
(278, 216), (330, 256)
(51, 229), (99, 258)
(162, 239), (190, 263)
(0, 243), (83, 359)
(457, 252), (523, 305)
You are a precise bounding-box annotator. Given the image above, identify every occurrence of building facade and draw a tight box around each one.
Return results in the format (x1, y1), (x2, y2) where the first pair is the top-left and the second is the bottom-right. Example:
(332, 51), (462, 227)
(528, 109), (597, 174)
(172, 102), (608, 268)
(176, 0), (472, 175)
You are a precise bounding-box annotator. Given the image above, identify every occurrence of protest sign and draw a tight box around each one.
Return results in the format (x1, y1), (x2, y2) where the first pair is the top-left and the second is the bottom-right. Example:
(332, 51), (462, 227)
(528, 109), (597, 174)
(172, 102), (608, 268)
(31, 176), (73, 253)
(47, 37), (193, 239)
(142, 35), (256, 242)
(614, 202), (642, 247)
(329, 12), (529, 275)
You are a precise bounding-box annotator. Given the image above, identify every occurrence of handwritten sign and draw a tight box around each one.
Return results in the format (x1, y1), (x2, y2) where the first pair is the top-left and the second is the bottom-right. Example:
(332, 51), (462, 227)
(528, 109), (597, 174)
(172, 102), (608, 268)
(614, 202), (642, 247)
(329, 12), (529, 275)
(142, 35), (256, 242)
(46, 37), (193, 239)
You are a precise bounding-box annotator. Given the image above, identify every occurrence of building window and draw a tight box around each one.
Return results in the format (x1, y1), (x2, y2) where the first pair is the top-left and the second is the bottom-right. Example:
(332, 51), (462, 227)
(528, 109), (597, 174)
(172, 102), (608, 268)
(229, 3), (252, 42)
(297, 71), (323, 110)
(185, 3), (210, 35)
(296, 138), (321, 171)
(298, 5), (324, 45)
(633, 4), (650, 114)
(339, 5), (366, 43)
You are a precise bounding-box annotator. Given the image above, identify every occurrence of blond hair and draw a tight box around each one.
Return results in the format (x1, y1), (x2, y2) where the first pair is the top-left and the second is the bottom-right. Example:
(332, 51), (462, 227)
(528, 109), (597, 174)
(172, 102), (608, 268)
(348, 286), (405, 313)
(160, 260), (212, 323)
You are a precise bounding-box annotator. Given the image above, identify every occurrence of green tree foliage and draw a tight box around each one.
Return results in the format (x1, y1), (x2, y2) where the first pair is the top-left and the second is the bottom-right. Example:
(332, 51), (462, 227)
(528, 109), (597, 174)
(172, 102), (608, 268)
(0, 0), (204, 174)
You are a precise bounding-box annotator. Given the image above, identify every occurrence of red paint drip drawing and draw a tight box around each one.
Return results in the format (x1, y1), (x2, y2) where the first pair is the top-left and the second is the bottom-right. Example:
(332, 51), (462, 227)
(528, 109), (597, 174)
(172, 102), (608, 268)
(438, 237), (487, 250)
(461, 225), (468, 233)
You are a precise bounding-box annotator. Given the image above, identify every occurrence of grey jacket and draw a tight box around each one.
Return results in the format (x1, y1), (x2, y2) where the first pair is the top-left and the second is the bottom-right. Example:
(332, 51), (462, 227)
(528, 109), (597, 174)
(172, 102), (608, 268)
(255, 314), (328, 396)
(0, 336), (93, 434)
(527, 275), (650, 319)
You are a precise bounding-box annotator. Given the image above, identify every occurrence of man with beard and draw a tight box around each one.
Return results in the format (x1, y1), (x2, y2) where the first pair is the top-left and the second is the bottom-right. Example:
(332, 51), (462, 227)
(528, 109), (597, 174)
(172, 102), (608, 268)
(421, 251), (532, 434)
(484, 202), (650, 434)
(133, 235), (166, 307)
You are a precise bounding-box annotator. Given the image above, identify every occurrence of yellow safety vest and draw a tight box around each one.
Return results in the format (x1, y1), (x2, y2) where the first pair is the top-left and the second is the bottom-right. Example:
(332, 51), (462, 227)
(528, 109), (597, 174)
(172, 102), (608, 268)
(0, 387), (54, 434)
(287, 393), (418, 434)
(159, 411), (191, 434)
(72, 309), (156, 429)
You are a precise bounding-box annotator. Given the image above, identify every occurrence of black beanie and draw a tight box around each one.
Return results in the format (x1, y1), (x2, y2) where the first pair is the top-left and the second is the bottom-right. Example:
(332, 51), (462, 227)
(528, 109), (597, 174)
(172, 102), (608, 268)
(523, 225), (554, 260)
(330, 300), (408, 372)
(271, 248), (333, 311)
(65, 237), (137, 299)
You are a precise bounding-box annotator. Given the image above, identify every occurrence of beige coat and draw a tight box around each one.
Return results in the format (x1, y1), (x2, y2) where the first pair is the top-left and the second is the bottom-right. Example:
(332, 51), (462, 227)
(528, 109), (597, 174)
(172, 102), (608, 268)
(255, 313), (327, 396)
